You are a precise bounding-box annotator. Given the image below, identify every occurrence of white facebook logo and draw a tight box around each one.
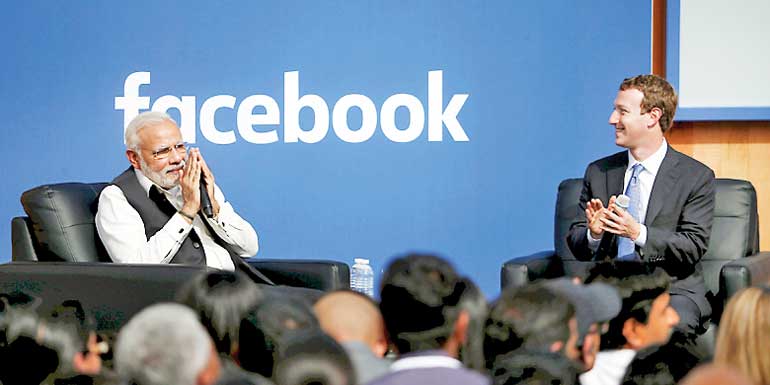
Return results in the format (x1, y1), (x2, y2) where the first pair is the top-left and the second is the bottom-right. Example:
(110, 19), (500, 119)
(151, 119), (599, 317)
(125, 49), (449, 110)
(115, 71), (470, 144)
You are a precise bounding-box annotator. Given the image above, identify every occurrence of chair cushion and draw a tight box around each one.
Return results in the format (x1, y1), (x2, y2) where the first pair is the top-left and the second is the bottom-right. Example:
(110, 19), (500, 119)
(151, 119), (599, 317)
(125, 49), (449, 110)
(246, 259), (350, 291)
(21, 183), (109, 262)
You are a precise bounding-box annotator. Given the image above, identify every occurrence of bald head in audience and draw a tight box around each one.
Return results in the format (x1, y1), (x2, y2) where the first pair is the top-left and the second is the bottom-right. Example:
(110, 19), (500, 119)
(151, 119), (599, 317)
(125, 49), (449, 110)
(313, 290), (388, 357)
(679, 364), (753, 385)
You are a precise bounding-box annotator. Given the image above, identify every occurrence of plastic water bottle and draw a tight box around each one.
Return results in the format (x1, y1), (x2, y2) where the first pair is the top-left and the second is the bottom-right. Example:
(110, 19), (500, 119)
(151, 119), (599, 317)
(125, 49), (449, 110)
(351, 258), (374, 297)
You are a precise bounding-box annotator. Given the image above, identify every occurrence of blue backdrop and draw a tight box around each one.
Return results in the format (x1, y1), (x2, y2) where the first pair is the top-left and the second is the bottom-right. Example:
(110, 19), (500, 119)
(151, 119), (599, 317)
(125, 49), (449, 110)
(0, 1), (650, 297)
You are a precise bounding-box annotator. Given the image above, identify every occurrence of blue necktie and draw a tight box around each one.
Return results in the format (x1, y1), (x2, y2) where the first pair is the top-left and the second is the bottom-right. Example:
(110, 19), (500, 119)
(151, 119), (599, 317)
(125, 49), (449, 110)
(617, 163), (644, 260)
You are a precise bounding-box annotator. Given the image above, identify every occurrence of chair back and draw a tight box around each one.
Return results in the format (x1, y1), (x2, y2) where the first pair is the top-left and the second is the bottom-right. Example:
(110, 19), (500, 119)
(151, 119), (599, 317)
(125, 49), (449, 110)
(20, 182), (110, 262)
(553, 178), (596, 278)
(699, 179), (759, 298)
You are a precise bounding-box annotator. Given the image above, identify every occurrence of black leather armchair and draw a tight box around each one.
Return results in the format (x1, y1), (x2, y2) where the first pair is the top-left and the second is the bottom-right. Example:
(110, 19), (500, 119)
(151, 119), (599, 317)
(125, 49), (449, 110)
(501, 178), (770, 315)
(9, 182), (350, 292)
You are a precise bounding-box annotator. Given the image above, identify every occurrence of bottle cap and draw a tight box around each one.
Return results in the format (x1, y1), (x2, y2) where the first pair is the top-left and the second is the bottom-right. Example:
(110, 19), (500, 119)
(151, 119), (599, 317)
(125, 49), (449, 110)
(354, 258), (369, 264)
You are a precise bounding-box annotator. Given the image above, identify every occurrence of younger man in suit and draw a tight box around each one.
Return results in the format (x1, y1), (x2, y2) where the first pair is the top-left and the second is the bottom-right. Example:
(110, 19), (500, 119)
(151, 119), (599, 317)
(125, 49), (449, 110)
(566, 74), (716, 336)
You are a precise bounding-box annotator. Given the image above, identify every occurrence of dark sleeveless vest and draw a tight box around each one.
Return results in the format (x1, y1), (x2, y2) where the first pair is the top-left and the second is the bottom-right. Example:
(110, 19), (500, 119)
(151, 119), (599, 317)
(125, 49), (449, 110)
(110, 167), (274, 284)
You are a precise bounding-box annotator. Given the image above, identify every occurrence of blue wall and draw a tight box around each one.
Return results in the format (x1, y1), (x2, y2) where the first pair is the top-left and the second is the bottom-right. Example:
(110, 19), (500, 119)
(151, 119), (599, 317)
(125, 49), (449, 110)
(0, 1), (650, 297)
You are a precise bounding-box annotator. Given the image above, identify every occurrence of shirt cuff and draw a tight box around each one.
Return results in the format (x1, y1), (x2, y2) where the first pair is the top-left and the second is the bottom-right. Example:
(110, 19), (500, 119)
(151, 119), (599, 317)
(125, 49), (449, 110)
(587, 229), (601, 251)
(167, 213), (193, 242)
(208, 203), (246, 233)
(634, 225), (647, 247)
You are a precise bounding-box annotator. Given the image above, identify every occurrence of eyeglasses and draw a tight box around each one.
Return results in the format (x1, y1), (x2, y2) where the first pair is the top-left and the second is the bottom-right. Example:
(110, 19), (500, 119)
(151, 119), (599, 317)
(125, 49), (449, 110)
(149, 142), (187, 160)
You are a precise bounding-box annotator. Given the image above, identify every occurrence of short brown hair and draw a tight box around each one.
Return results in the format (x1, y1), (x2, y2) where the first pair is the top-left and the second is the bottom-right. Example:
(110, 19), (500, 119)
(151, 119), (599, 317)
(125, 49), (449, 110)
(714, 286), (770, 385)
(620, 74), (678, 133)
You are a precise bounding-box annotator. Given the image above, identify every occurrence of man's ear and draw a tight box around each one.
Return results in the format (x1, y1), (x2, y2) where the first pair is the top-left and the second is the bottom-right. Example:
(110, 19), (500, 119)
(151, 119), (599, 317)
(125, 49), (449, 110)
(196, 348), (221, 385)
(646, 107), (663, 129)
(126, 149), (141, 169)
(72, 332), (103, 375)
(453, 310), (470, 345)
(622, 318), (644, 349)
(72, 352), (102, 375)
(373, 336), (389, 358)
(197, 368), (218, 385)
(195, 342), (222, 385)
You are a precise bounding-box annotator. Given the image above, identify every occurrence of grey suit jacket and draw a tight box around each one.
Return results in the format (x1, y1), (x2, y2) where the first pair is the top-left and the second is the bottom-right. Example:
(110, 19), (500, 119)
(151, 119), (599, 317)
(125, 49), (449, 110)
(566, 146), (715, 319)
(341, 341), (391, 384)
(367, 350), (489, 385)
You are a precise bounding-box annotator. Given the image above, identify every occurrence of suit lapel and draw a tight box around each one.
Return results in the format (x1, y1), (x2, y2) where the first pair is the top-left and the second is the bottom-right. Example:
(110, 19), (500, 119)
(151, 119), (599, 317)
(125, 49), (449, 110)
(645, 146), (681, 225)
(598, 154), (627, 258)
(605, 154), (627, 201)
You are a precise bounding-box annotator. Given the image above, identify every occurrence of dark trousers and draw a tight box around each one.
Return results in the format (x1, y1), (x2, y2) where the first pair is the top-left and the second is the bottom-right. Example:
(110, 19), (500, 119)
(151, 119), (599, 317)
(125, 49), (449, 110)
(670, 293), (702, 336)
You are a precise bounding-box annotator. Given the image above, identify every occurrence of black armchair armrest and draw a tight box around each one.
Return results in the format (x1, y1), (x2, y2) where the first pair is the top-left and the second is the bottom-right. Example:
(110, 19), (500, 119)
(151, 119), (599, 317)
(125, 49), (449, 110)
(11, 216), (38, 262)
(0, 262), (209, 332)
(721, 251), (770, 300)
(500, 250), (564, 289)
(245, 259), (350, 292)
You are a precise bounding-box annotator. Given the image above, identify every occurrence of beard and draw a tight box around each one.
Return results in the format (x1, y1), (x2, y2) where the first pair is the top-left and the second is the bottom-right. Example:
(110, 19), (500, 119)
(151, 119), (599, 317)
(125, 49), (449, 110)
(139, 155), (185, 189)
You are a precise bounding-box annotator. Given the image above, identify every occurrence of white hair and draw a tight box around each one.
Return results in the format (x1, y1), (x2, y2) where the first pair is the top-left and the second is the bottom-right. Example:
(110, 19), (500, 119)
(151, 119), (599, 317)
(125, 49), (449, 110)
(124, 111), (177, 150)
(114, 303), (213, 385)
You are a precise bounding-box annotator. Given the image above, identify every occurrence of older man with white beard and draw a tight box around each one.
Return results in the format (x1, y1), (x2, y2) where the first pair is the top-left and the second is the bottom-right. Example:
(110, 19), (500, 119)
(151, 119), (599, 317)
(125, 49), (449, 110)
(96, 111), (271, 283)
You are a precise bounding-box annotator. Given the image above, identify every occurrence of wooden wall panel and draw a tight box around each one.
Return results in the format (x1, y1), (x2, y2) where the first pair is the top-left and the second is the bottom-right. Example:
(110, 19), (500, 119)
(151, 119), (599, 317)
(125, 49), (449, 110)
(654, 0), (770, 250)
(667, 122), (770, 250)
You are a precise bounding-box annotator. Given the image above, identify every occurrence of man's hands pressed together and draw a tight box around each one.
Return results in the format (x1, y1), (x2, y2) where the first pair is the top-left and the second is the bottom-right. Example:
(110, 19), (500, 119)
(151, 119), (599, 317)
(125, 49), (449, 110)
(179, 148), (220, 223)
(585, 198), (608, 239)
(598, 195), (641, 241)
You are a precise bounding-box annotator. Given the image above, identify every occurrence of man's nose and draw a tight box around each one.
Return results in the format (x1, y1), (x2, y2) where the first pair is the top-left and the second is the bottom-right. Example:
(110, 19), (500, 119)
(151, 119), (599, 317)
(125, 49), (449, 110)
(609, 110), (619, 125)
(168, 147), (184, 163)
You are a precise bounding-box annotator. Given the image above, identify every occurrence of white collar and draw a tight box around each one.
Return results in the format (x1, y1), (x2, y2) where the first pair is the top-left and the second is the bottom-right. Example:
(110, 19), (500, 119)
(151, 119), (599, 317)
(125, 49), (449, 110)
(390, 355), (462, 372)
(596, 349), (637, 361)
(627, 139), (667, 176)
(579, 349), (637, 385)
(133, 168), (180, 197)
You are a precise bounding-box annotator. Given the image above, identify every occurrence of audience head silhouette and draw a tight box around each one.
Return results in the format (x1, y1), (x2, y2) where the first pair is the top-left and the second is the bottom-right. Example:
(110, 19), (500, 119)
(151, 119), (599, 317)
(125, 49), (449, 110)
(379, 253), (469, 356)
